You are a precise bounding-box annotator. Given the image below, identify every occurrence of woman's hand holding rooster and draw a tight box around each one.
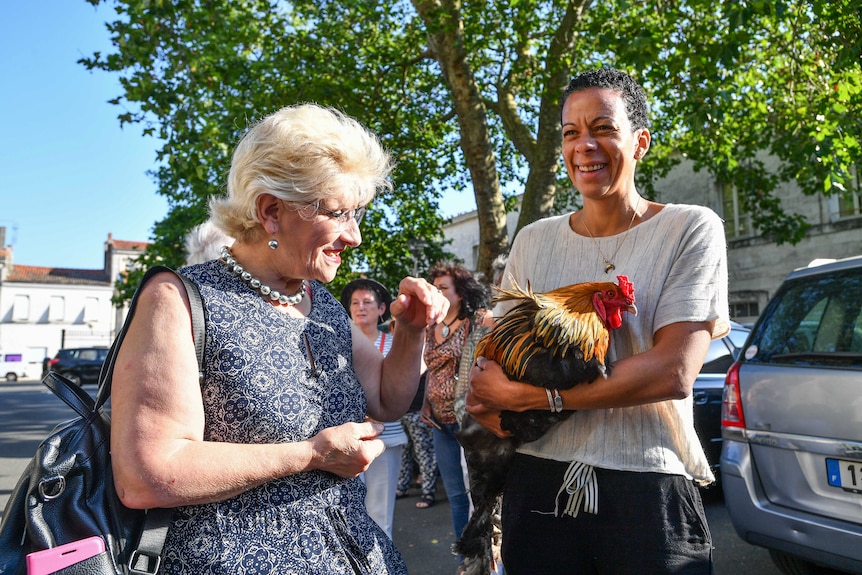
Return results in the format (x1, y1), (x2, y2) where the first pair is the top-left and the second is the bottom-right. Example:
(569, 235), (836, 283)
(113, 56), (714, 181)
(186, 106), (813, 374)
(466, 357), (541, 438)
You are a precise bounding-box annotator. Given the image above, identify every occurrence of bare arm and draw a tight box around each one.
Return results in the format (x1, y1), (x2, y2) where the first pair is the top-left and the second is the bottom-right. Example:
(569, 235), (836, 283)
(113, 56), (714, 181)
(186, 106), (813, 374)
(353, 276), (447, 422)
(466, 321), (713, 436)
(111, 272), (386, 509)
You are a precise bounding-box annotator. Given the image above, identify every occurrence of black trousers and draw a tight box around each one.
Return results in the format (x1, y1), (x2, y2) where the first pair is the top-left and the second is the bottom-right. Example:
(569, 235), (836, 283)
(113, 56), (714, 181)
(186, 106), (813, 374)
(501, 454), (713, 575)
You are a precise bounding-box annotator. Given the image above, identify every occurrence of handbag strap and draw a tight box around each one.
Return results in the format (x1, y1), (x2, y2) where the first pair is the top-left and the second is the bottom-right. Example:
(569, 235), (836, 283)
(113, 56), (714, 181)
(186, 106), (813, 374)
(92, 265), (206, 574)
(95, 266), (205, 408)
(184, 271), (206, 384)
(127, 508), (172, 575)
(42, 370), (96, 418)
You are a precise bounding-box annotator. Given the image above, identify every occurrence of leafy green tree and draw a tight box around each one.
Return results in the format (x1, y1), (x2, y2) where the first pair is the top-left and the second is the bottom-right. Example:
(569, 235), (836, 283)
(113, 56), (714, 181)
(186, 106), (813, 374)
(86, 0), (454, 301)
(631, 0), (862, 243)
(83, 0), (860, 301)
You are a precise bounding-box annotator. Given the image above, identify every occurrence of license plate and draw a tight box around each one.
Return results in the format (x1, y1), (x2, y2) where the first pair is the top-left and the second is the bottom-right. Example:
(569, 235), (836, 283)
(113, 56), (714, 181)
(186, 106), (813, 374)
(826, 458), (862, 494)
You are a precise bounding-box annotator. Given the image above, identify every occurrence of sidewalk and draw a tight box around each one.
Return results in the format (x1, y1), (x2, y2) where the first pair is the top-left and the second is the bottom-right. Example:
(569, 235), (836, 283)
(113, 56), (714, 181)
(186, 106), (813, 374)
(392, 478), (462, 575)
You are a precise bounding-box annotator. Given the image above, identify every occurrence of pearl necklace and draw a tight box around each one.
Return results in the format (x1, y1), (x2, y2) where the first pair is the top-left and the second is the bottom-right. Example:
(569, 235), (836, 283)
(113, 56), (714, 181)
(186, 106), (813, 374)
(220, 246), (308, 306)
(580, 196), (641, 274)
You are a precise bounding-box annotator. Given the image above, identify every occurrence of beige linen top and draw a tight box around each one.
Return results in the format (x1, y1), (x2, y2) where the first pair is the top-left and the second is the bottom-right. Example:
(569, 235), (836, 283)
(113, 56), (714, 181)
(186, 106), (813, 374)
(494, 204), (730, 486)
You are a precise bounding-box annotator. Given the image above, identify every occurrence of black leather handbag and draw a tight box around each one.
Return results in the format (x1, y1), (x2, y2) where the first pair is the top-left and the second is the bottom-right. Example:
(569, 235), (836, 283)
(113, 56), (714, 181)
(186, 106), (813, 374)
(0, 266), (205, 574)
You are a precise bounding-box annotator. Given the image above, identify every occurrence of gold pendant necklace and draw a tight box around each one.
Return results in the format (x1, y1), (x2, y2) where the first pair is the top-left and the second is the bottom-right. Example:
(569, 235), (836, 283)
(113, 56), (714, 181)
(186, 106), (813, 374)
(580, 196), (641, 274)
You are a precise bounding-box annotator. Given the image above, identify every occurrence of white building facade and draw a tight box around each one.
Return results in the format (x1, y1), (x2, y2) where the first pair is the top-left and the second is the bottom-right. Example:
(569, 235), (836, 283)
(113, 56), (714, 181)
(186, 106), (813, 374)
(0, 231), (147, 379)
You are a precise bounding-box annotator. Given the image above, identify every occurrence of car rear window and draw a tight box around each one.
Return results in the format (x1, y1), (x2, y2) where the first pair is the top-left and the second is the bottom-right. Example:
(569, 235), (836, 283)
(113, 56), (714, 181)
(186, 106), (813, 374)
(748, 269), (862, 367)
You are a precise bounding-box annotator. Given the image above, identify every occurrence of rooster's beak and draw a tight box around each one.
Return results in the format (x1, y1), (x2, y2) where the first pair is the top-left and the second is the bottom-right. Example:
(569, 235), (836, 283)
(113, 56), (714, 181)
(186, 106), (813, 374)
(626, 303), (638, 316)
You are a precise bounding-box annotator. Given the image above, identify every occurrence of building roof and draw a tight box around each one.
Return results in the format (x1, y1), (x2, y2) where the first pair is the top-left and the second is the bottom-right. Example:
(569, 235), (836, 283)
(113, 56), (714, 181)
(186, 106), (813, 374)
(108, 237), (149, 252)
(5, 265), (111, 286)
(0, 234), (150, 286)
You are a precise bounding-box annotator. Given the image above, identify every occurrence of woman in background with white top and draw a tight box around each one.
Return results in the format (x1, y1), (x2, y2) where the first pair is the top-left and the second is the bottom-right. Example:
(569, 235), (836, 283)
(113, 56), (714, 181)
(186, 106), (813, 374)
(341, 278), (409, 539)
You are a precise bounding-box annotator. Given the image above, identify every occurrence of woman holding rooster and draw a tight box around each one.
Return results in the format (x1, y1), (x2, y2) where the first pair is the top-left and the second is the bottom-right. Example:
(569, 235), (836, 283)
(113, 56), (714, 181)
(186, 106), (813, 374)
(467, 68), (729, 574)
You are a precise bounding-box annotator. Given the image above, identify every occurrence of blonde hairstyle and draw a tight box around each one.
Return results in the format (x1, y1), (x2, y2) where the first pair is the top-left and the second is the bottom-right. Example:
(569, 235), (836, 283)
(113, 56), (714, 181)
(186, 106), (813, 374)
(184, 220), (234, 265)
(209, 104), (393, 242)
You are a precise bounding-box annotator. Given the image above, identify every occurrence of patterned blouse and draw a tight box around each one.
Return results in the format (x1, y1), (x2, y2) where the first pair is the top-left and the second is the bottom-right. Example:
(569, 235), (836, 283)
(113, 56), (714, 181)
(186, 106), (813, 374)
(423, 319), (471, 425)
(161, 260), (407, 574)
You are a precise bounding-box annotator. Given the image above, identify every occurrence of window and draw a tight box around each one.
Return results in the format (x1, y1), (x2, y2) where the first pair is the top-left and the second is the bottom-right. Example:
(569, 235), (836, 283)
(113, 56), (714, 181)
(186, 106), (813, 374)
(700, 326), (750, 374)
(837, 188), (861, 218)
(701, 338), (734, 374)
(79, 349), (99, 361)
(828, 163), (861, 220)
(12, 295), (29, 322)
(731, 302), (760, 319)
(755, 269), (862, 362)
(83, 297), (100, 323)
(839, 163), (860, 217)
(718, 182), (751, 239)
(48, 296), (65, 323)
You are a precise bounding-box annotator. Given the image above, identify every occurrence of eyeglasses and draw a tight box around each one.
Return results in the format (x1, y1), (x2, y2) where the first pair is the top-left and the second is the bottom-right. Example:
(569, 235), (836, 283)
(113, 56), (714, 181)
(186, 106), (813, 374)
(297, 201), (367, 226)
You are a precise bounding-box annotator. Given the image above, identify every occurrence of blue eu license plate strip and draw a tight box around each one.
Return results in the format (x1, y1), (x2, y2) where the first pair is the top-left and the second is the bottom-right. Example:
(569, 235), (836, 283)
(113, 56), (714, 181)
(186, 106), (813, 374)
(826, 458), (862, 494)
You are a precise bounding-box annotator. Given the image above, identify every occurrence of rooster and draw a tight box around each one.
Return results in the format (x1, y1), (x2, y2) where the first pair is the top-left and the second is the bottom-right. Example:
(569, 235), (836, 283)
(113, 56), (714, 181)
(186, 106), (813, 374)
(454, 276), (637, 575)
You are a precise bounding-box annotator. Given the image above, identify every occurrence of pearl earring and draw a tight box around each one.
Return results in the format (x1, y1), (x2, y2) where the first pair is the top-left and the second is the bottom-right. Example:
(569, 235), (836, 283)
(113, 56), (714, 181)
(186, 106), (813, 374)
(268, 236), (279, 250)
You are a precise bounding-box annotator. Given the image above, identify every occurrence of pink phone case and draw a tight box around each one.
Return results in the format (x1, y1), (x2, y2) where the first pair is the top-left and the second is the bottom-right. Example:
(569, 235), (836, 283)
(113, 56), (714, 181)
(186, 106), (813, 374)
(26, 536), (106, 575)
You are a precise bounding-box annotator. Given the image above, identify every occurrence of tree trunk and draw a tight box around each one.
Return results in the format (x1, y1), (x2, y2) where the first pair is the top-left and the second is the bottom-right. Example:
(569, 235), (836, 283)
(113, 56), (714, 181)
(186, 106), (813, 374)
(412, 0), (508, 281)
(515, 0), (591, 234)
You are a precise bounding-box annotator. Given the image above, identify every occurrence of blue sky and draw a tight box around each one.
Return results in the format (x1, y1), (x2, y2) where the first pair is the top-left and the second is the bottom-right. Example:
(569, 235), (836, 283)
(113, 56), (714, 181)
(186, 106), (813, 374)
(1, 1), (169, 270)
(0, 2), (472, 271)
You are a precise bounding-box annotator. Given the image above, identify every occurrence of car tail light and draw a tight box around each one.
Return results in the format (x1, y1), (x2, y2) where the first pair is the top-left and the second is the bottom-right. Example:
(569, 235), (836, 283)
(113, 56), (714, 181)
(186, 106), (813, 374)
(47, 358), (60, 368)
(721, 361), (746, 429)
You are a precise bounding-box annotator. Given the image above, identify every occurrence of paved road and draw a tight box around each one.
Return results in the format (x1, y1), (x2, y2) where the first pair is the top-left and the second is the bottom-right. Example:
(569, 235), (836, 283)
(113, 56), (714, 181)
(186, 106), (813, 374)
(390, 477), (784, 575)
(2, 379), (782, 574)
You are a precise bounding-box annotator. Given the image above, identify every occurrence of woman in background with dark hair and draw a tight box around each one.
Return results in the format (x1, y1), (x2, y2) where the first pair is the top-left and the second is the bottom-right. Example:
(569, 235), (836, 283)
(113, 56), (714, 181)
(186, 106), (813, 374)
(422, 261), (488, 556)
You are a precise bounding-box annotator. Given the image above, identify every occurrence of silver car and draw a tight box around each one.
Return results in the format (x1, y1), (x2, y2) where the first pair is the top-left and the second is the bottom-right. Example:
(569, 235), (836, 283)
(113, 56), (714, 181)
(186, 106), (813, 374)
(721, 255), (862, 574)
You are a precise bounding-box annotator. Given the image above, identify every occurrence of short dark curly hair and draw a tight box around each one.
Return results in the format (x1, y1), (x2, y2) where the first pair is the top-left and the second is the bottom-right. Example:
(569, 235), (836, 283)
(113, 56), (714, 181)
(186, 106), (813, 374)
(561, 67), (649, 131)
(427, 261), (489, 321)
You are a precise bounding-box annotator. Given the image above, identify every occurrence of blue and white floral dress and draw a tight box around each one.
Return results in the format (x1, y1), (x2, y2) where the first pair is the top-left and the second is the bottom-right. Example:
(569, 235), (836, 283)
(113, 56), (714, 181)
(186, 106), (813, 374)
(158, 260), (407, 574)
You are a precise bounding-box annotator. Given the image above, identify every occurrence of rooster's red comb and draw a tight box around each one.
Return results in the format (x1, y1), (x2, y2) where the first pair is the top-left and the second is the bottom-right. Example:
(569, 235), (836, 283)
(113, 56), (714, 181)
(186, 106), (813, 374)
(616, 275), (635, 300)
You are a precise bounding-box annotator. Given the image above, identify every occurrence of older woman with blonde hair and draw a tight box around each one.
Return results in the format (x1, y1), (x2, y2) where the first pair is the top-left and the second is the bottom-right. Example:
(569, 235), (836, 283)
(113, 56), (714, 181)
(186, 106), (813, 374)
(110, 104), (448, 574)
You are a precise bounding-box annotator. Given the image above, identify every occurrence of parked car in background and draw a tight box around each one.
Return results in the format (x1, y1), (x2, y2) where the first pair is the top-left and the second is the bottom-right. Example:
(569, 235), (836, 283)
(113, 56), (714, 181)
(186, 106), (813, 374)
(45, 347), (110, 386)
(0, 353), (30, 382)
(721, 255), (862, 575)
(692, 321), (750, 479)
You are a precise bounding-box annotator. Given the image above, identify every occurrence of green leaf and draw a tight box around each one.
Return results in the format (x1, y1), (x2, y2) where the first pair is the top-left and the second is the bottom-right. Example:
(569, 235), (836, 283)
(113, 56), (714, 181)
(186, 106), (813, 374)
(83, 0), (862, 300)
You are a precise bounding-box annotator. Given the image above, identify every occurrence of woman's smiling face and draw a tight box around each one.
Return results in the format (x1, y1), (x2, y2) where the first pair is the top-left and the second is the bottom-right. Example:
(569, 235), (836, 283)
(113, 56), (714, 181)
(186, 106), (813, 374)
(561, 87), (648, 200)
(276, 194), (364, 284)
